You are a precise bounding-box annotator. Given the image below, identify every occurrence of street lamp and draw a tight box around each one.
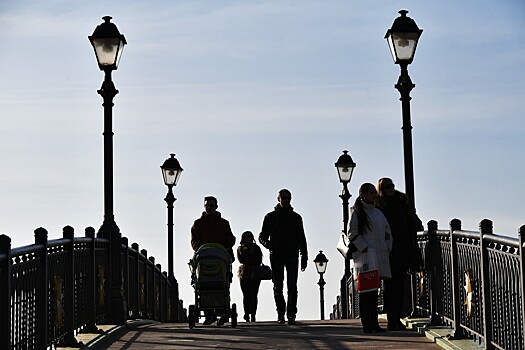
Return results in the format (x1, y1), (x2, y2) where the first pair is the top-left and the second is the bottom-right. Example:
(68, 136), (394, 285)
(161, 153), (183, 322)
(314, 250), (329, 320)
(335, 150), (356, 319)
(89, 16), (127, 236)
(385, 10), (422, 208)
(89, 15), (127, 325)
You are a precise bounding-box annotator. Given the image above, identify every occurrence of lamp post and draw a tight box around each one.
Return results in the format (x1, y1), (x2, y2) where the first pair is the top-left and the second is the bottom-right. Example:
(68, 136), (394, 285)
(89, 16), (127, 237)
(335, 150), (356, 319)
(385, 10), (422, 208)
(314, 250), (329, 320)
(89, 16), (127, 325)
(160, 154), (183, 321)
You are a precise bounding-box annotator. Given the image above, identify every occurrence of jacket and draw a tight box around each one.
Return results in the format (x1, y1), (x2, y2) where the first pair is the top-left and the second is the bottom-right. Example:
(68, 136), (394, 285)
(237, 243), (263, 279)
(259, 205), (308, 259)
(191, 211), (236, 253)
(349, 201), (393, 279)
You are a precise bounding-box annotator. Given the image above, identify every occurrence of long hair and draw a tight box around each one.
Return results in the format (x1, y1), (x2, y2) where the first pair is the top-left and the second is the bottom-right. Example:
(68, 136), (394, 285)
(352, 183), (375, 235)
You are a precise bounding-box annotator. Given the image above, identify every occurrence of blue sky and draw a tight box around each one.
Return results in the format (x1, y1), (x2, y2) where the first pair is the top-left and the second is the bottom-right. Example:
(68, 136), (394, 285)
(1, 1), (524, 322)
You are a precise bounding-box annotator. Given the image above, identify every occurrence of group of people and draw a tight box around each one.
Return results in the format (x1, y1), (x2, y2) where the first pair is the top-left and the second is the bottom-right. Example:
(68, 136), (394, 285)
(189, 180), (420, 332)
(349, 178), (421, 333)
(190, 189), (308, 326)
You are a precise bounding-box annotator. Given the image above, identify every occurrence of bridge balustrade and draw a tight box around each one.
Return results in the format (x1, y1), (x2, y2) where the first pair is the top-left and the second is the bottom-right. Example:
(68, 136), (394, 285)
(332, 218), (525, 350)
(0, 226), (180, 350)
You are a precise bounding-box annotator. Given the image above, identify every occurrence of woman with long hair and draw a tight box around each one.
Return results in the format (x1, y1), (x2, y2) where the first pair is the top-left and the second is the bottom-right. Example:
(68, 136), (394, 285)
(348, 183), (393, 333)
(237, 231), (263, 322)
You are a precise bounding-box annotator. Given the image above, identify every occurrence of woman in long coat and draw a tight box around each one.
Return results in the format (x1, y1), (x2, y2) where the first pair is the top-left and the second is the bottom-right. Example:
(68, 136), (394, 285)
(348, 183), (393, 333)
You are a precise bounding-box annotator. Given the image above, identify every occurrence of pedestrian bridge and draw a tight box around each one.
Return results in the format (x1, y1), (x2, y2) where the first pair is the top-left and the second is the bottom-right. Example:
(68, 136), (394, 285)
(1, 218), (524, 349)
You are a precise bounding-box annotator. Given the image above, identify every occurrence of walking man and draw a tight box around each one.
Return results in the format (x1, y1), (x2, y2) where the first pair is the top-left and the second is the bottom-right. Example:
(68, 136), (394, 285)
(259, 189), (308, 325)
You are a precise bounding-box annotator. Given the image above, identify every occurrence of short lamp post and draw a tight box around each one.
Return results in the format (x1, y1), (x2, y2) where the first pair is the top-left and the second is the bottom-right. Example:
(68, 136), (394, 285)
(89, 16), (127, 325)
(314, 250), (329, 320)
(88, 16), (127, 237)
(161, 154), (183, 322)
(335, 150), (356, 319)
(385, 10), (422, 208)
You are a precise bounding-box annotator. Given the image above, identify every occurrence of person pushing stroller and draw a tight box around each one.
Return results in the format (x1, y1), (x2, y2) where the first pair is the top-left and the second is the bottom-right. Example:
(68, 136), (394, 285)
(191, 196), (236, 325)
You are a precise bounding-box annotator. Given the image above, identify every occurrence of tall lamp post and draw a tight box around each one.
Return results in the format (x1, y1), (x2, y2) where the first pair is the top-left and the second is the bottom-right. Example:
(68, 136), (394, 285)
(89, 16), (127, 237)
(385, 10), (422, 208)
(161, 154), (183, 322)
(335, 150), (356, 319)
(89, 16), (127, 325)
(314, 250), (329, 320)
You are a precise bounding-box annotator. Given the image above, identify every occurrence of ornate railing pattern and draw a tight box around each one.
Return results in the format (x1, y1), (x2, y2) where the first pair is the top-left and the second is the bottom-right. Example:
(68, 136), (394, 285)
(332, 218), (525, 350)
(0, 226), (182, 350)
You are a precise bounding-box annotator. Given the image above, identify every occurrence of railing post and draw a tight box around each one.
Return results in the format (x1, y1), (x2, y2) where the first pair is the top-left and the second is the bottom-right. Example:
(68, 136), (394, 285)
(83, 227), (99, 333)
(479, 219), (494, 349)
(131, 243), (140, 319)
(141, 249), (148, 317)
(149, 257), (157, 320)
(450, 219), (464, 339)
(122, 237), (130, 320)
(427, 220), (441, 326)
(62, 226), (81, 346)
(519, 225), (525, 348)
(0, 235), (12, 350)
(34, 227), (49, 349)
(108, 230), (126, 324)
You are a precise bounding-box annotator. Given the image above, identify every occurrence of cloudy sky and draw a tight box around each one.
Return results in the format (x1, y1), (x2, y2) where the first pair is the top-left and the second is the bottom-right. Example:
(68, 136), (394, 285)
(1, 1), (524, 322)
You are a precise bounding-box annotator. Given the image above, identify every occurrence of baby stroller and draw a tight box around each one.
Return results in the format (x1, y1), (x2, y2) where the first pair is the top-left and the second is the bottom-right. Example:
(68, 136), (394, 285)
(188, 243), (237, 328)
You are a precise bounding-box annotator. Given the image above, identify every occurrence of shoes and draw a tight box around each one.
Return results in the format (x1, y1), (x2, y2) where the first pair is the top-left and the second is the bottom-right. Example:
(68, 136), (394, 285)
(244, 314), (250, 322)
(288, 316), (296, 325)
(217, 315), (228, 326)
(203, 317), (215, 325)
(250, 315), (256, 322)
(277, 316), (285, 324)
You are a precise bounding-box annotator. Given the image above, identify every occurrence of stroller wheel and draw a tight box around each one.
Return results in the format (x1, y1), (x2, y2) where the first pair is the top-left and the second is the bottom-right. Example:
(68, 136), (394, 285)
(231, 303), (237, 328)
(188, 305), (196, 329)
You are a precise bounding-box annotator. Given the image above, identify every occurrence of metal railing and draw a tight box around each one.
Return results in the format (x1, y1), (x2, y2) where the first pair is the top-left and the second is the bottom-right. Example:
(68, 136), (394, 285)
(0, 226), (183, 350)
(331, 218), (525, 350)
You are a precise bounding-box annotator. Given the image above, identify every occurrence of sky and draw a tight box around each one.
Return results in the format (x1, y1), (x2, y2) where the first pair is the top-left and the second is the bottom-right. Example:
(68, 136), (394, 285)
(1, 1), (524, 323)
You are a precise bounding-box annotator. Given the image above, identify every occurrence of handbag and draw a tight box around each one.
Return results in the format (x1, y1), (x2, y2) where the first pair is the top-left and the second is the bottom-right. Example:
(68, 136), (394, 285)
(336, 231), (360, 259)
(355, 250), (380, 293)
(255, 264), (272, 280)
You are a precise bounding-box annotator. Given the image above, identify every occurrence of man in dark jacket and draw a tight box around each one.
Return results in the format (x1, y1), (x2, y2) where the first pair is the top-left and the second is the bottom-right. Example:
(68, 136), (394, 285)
(259, 189), (308, 325)
(191, 196), (236, 325)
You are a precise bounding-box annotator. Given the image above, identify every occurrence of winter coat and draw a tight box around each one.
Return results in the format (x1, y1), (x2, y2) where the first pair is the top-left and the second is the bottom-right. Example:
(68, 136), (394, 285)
(349, 201), (393, 279)
(237, 243), (263, 280)
(259, 205), (308, 260)
(191, 211), (236, 260)
(376, 191), (417, 272)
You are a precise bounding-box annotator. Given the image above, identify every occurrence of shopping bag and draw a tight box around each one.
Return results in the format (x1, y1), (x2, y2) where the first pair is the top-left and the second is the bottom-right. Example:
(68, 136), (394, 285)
(356, 250), (380, 293)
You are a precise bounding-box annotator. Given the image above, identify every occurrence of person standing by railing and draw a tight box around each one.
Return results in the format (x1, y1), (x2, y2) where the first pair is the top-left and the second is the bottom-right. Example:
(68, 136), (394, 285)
(349, 183), (393, 333)
(375, 177), (418, 331)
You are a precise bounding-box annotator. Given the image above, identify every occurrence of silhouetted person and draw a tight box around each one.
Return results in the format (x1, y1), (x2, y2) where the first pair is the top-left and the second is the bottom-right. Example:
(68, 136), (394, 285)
(191, 196), (236, 325)
(349, 183), (393, 333)
(259, 189), (308, 325)
(237, 231), (263, 322)
(376, 178), (417, 331)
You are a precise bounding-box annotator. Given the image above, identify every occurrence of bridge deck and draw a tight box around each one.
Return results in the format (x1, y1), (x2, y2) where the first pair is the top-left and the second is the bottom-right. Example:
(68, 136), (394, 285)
(58, 319), (469, 350)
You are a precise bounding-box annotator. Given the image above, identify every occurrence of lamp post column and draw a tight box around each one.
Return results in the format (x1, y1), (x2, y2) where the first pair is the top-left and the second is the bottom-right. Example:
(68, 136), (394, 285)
(339, 182), (351, 319)
(318, 274), (326, 320)
(395, 63), (416, 208)
(98, 70), (120, 236)
(165, 185), (179, 321)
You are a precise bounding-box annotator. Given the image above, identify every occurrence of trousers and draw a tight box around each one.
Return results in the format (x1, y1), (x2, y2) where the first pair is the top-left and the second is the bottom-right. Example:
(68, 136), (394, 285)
(270, 254), (298, 318)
